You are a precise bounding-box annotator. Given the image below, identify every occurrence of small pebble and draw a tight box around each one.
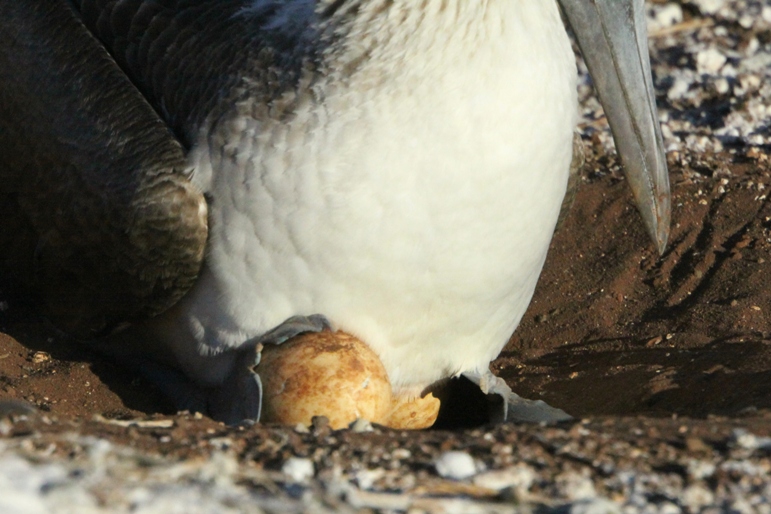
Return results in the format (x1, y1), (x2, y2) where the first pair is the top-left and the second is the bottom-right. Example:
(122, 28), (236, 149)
(732, 428), (771, 451)
(693, 0), (725, 15)
(349, 418), (374, 433)
(434, 451), (478, 480)
(697, 48), (727, 75)
(648, 3), (683, 32)
(31, 352), (51, 364)
(281, 457), (315, 482)
(682, 484), (716, 510)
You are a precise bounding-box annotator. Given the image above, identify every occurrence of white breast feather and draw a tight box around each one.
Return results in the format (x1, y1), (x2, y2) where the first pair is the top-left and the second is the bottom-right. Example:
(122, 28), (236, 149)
(167, 0), (578, 394)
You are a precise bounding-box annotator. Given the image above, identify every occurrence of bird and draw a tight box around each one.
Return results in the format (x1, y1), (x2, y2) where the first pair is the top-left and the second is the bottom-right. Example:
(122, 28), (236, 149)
(0, 0), (670, 426)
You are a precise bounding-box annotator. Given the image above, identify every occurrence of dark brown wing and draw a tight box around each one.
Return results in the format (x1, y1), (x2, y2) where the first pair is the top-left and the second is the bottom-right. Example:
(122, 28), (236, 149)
(73, 0), (325, 147)
(0, 1), (207, 338)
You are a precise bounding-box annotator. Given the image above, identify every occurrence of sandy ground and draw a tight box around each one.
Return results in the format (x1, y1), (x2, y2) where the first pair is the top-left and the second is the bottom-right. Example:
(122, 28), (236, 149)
(1, 1), (770, 512)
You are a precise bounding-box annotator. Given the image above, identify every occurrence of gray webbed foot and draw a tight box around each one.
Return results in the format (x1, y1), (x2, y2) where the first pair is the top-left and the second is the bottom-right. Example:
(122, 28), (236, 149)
(131, 314), (332, 425)
(127, 350), (264, 426)
(251, 314), (332, 346)
(463, 371), (572, 424)
(210, 313), (332, 425)
(206, 345), (263, 425)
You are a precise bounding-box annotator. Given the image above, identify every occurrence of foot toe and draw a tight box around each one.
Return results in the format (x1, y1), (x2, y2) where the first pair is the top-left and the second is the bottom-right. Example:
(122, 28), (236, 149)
(256, 314), (333, 346)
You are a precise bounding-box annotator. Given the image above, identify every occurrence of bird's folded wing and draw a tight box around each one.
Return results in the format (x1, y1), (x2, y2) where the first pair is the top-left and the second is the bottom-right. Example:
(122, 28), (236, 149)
(0, 2), (207, 338)
(73, 0), (316, 148)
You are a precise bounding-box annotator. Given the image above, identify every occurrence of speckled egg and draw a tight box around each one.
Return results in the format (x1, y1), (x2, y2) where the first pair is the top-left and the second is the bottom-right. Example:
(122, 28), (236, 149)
(256, 330), (442, 430)
(256, 331), (393, 429)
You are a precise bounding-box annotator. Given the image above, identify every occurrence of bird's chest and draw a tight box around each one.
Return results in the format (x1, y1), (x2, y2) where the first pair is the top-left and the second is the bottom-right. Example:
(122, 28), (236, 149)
(205, 37), (576, 265)
(188, 12), (577, 385)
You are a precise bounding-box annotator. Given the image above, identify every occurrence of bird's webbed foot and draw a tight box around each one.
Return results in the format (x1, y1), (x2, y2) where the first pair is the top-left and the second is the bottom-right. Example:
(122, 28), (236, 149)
(207, 314), (333, 424)
(463, 370), (572, 424)
(137, 314), (332, 426)
(252, 314), (332, 346)
(208, 314), (332, 424)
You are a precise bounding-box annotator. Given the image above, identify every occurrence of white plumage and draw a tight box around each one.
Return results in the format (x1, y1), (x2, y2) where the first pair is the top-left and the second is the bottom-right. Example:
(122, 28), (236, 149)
(155, 0), (578, 396)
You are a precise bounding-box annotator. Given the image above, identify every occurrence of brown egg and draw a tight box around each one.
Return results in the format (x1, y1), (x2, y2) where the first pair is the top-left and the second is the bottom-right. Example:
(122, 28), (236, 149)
(256, 331), (393, 429)
(384, 391), (441, 430)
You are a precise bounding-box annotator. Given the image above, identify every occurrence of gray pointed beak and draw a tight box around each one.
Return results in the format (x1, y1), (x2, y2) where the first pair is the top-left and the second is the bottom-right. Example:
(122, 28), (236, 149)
(559, 0), (671, 254)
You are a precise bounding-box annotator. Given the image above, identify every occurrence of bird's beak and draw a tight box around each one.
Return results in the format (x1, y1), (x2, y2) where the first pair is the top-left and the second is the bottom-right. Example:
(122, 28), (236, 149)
(559, 0), (671, 254)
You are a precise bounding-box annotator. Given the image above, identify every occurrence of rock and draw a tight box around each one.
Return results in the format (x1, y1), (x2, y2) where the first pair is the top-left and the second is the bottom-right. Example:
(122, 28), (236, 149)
(435, 451), (478, 480)
(281, 457), (315, 482)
